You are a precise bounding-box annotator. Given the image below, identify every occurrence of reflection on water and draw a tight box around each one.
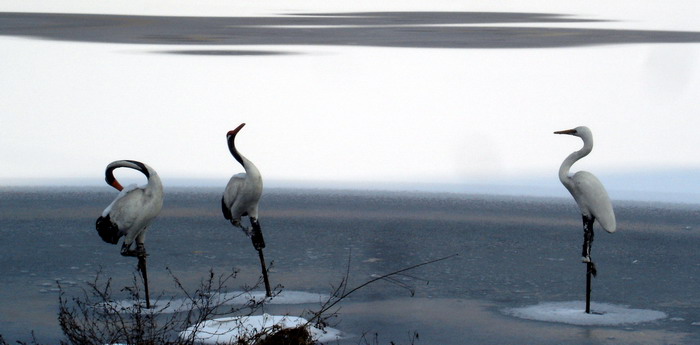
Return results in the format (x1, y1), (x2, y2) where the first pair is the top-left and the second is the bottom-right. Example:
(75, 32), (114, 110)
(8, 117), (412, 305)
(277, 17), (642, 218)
(0, 188), (698, 344)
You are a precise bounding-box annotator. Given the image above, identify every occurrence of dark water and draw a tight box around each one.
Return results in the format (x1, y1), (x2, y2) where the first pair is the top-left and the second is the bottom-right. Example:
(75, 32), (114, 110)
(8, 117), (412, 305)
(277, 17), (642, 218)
(1, 187), (699, 344)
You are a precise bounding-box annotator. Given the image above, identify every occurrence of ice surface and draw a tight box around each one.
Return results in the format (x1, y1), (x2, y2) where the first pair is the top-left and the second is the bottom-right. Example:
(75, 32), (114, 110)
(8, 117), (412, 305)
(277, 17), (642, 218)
(2, 190), (697, 344)
(178, 313), (344, 344)
(103, 290), (331, 314)
(504, 301), (667, 326)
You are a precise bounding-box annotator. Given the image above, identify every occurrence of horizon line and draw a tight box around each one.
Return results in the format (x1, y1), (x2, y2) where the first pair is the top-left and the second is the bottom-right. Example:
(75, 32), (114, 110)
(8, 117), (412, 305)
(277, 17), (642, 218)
(2, 177), (700, 205)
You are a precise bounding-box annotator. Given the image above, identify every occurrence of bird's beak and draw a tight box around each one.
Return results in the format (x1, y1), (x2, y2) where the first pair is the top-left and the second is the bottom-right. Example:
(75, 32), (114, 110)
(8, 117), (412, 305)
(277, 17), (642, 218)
(110, 179), (124, 191)
(554, 129), (577, 135)
(227, 123), (246, 137)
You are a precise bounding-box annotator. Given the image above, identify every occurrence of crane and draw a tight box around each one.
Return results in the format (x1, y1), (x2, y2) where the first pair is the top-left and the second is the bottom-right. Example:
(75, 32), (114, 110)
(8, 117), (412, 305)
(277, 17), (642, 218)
(96, 159), (163, 308)
(221, 123), (271, 297)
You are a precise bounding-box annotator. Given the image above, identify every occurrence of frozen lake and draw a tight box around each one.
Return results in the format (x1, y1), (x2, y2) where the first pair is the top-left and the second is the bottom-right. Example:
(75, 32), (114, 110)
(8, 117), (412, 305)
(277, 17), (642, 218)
(1, 187), (698, 344)
(2, 3), (700, 343)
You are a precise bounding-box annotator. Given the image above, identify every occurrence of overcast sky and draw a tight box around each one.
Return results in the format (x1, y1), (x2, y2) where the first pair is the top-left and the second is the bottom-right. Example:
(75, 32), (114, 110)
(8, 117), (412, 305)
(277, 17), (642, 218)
(1, 1), (700, 202)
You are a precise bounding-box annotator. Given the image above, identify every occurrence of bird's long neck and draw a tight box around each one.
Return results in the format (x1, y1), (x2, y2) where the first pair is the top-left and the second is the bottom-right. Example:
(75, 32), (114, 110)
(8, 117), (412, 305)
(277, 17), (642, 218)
(106, 160), (151, 191)
(137, 166), (163, 216)
(558, 137), (593, 189)
(228, 136), (261, 181)
(145, 170), (163, 196)
(105, 160), (163, 197)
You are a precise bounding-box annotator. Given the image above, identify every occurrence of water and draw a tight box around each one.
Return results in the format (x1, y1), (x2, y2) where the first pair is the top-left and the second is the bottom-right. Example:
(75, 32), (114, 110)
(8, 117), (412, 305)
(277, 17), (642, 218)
(1, 187), (699, 344)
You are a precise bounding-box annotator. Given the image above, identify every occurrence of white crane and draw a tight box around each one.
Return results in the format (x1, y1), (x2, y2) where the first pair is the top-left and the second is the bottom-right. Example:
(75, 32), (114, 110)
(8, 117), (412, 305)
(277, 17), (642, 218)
(221, 123), (271, 297)
(96, 159), (163, 308)
(555, 126), (616, 314)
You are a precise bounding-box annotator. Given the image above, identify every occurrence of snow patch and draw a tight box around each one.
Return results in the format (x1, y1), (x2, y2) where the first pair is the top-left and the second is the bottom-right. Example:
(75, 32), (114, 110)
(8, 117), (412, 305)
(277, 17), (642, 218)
(179, 313), (344, 344)
(504, 301), (667, 326)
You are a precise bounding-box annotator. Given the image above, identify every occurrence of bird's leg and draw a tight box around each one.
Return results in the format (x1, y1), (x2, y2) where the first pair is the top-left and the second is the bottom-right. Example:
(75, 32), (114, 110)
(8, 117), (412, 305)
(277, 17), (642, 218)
(120, 241), (149, 257)
(581, 215), (594, 262)
(249, 217), (266, 250)
(249, 217), (271, 297)
(121, 241), (151, 307)
(230, 218), (253, 237)
(135, 243), (151, 309)
(120, 242), (137, 257)
(582, 215), (597, 314)
(135, 242), (147, 257)
(582, 215), (597, 276)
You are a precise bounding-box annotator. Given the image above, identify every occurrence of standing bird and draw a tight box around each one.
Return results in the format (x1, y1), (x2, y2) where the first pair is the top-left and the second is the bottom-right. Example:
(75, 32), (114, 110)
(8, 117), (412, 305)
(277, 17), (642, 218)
(221, 123), (271, 297)
(555, 126), (616, 314)
(96, 160), (163, 308)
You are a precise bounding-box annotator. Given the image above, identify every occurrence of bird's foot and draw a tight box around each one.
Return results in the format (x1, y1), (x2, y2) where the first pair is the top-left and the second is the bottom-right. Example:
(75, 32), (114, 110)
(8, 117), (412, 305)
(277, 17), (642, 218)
(588, 262), (598, 277)
(231, 220), (253, 237)
(120, 243), (148, 257)
(121, 249), (138, 257)
(584, 258), (598, 276)
(135, 244), (148, 258)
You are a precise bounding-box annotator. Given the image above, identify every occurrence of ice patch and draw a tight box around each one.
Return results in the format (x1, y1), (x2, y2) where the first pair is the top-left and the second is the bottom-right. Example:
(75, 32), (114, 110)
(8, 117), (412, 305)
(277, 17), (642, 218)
(504, 301), (667, 326)
(179, 313), (344, 344)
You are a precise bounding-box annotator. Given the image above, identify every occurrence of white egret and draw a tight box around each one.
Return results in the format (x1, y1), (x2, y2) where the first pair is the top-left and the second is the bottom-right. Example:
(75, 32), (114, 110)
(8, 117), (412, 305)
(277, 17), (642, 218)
(555, 126), (616, 314)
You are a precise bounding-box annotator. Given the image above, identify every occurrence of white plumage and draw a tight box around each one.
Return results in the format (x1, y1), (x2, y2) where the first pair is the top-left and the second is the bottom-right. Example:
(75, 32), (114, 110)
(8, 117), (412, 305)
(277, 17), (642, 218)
(223, 170), (262, 233)
(221, 123), (271, 296)
(221, 123), (264, 242)
(556, 126), (616, 234)
(556, 126), (617, 313)
(96, 160), (163, 257)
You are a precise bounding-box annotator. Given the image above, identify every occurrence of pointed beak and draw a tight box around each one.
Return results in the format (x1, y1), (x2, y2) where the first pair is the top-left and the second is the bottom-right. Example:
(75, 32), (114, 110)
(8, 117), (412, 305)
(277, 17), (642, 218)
(554, 129), (577, 135)
(110, 179), (124, 191)
(227, 123), (246, 137)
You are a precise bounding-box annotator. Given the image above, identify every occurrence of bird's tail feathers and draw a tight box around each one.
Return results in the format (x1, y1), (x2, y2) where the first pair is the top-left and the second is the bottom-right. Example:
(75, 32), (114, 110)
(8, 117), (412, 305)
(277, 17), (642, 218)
(96, 215), (121, 245)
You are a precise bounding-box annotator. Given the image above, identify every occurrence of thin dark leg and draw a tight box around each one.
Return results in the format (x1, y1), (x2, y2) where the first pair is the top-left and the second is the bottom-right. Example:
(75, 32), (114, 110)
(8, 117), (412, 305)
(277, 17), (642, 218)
(136, 244), (151, 309)
(250, 217), (271, 297)
(585, 262), (592, 314)
(257, 249), (272, 297)
(582, 215), (596, 314)
(250, 218), (265, 250)
(582, 215), (595, 262)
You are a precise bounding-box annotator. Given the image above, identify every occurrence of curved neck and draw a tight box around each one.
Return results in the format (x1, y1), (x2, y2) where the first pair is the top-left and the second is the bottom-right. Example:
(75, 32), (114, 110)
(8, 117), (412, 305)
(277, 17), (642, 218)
(228, 136), (261, 179)
(228, 135), (260, 176)
(241, 154), (262, 180)
(105, 160), (161, 192)
(145, 170), (163, 193)
(227, 135), (244, 166)
(558, 137), (592, 188)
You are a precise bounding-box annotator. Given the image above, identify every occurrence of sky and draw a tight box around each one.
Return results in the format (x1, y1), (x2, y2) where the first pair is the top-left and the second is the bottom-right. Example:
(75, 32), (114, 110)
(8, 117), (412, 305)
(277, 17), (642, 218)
(2, 1), (700, 203)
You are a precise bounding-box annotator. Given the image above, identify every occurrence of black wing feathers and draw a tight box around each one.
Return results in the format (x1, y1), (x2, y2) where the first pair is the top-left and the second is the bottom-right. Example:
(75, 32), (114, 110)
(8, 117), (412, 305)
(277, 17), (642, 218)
(96, 215), (120, 244)
(221, 197), (232, 220)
